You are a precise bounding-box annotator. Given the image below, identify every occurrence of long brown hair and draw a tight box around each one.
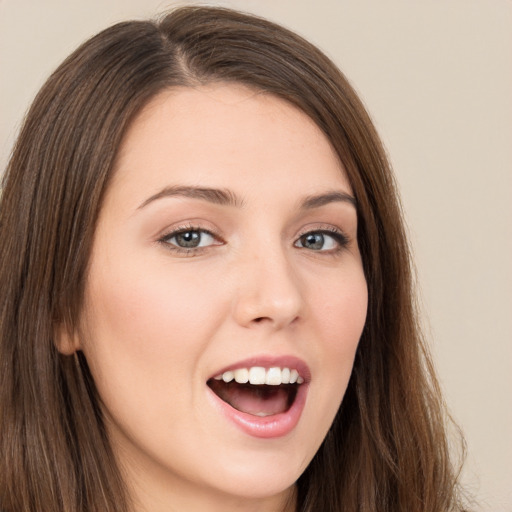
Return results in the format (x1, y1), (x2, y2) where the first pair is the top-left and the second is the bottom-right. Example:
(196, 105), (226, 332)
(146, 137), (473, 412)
(0, 6), (465, 511)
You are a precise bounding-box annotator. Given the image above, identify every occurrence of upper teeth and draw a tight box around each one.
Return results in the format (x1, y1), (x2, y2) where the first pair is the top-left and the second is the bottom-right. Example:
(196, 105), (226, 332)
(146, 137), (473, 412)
(213, 367), (304, 385)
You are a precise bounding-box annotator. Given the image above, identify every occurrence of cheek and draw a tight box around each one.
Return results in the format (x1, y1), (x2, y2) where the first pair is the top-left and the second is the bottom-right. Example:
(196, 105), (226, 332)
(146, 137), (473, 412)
(80, 256), (227, 387)
(295, 267), (367, 454)
(313, 270), (368, 351)
(308, 268), (367, 396)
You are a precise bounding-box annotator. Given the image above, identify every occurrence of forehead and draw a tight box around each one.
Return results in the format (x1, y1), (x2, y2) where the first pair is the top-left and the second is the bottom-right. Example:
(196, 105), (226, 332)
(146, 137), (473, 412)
(109, 83), (351, 208)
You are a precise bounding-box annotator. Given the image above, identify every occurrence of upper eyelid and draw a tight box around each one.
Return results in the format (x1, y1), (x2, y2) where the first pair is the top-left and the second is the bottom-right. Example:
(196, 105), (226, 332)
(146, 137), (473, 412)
(164, 225), (214, 236)
(298, 229), (348, 242)
(159, 224), (347, 238)
(158, 223), (221, 240)
(295, 224), (350, 239)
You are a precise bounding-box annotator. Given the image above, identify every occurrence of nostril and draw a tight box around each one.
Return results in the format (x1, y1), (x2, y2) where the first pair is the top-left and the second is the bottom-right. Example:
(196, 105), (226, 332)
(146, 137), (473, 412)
(250, 314), (299, 327)
(252, 316), (277, 325)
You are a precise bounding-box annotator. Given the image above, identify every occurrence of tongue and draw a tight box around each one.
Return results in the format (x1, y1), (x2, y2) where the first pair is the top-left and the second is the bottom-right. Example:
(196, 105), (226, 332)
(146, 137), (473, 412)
(209, 381), (293, 417)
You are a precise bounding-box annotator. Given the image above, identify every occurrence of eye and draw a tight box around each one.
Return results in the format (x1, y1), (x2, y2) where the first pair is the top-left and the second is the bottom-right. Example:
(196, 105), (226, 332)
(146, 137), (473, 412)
(294, 230), (348, 252)
(160, 228), (218, 250)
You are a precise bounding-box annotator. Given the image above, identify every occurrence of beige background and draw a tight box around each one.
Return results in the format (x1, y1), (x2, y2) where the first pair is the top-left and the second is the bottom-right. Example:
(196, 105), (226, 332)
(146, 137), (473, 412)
(1, 1), (511, 510)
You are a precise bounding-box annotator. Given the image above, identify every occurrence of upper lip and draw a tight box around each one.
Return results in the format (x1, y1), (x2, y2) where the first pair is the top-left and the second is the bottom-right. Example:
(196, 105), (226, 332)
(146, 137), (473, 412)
(208, 355), (311, 383)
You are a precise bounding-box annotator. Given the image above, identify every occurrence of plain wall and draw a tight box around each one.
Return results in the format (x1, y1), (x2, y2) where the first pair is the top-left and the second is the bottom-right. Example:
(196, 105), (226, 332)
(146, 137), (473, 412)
(1, 1), (511, 510)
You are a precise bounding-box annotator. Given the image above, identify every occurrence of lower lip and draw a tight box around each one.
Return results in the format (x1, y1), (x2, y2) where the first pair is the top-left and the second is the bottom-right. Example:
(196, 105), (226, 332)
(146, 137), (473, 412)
(207, 382), (309, 439)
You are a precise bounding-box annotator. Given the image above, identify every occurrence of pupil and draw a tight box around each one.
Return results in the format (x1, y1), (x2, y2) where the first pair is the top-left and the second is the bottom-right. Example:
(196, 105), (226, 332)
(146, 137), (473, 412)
(303, 233), (324, 250)
(176, 231), (200, 248)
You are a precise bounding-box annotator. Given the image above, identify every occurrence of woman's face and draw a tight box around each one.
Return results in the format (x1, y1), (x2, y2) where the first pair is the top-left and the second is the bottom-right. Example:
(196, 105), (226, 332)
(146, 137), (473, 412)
(76, 84), (367, 511)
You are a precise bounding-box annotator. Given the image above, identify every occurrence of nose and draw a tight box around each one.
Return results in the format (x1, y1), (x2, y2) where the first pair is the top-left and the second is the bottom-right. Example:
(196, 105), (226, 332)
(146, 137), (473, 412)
(232, 245), (304, 330)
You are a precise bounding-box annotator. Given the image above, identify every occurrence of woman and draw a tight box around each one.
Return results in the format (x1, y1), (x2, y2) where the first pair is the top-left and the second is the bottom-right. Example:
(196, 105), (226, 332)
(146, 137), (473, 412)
(0, 6), (466, 512)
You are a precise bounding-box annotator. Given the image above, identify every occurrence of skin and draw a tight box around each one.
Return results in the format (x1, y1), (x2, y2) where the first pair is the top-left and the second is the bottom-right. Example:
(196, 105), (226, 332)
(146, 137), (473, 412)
(63, 84), (368, 512)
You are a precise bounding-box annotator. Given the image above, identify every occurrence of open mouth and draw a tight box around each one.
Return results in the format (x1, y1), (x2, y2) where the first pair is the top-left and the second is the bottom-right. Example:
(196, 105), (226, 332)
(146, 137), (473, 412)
(207, 366), (304, 418)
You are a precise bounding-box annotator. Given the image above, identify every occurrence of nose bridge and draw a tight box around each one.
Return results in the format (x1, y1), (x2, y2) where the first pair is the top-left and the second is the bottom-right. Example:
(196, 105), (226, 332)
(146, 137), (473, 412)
(232, 238), (303, 329)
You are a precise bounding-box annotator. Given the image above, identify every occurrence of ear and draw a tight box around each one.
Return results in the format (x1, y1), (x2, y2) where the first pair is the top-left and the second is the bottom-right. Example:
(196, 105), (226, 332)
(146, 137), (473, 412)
(54, 322), (81, 355)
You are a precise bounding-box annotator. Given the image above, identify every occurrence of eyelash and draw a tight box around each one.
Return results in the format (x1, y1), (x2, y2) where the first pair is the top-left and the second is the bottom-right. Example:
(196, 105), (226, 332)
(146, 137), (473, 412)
(158, 224), (222, 256)
(158, 225), (350, 256)
(294, 227), (350, 254)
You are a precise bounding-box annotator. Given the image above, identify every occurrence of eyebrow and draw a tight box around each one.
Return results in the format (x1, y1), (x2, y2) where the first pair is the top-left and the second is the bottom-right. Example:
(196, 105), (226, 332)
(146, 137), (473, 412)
(300, 191), (357, 210)
(137, 185), (356, 211)
(138, 185), (245, 209)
